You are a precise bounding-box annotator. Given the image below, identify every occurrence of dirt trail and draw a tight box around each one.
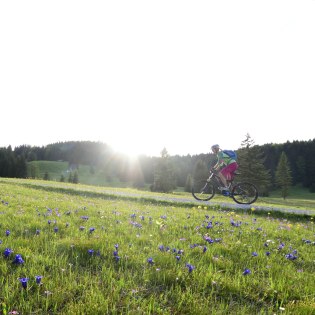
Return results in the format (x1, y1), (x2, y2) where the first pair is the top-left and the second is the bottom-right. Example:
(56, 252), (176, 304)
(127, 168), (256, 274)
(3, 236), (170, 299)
(100, 189), (315, 216)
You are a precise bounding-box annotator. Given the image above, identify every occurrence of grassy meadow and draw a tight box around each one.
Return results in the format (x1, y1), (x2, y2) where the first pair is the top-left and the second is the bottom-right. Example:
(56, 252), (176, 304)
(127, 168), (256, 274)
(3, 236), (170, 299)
(0, 178), (315, 314)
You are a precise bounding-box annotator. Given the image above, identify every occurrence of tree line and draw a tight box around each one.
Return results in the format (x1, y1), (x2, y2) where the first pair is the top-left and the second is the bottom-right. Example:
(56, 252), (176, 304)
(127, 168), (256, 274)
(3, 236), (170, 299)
(0, 137), (314, 196)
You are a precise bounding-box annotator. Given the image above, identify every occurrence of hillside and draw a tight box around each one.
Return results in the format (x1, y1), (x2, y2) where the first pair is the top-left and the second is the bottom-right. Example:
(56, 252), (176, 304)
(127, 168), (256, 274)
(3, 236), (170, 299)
(27, 160), (130, 187)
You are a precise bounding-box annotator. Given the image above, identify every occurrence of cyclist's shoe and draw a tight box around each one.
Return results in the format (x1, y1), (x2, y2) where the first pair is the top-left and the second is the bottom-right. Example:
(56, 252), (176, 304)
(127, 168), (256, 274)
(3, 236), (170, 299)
(222, 190), (230, 196)
(219, 186), (229, 191)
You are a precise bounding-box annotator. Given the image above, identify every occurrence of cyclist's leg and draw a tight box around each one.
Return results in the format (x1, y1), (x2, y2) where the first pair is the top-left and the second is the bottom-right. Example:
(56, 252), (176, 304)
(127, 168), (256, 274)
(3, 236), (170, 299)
(221, 163), (238, 189)
(218, 171), (228, 188)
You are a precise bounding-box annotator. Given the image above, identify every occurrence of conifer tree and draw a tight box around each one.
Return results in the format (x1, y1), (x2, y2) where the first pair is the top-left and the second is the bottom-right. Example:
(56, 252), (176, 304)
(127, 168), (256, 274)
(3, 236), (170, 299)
(275, 151), (292, 199)
(152, 148), (176, 192)
(185, 174), (193, 192)
(237, 133), (271, 195)
(68, 172), (73, 183)
(73, 170), (79, 184)
(193, 159), (208, 181)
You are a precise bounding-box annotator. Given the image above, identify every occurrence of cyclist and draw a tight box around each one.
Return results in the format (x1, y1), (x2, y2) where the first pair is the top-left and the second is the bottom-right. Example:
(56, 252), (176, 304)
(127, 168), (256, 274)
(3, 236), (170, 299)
(211, 144), (238, 192)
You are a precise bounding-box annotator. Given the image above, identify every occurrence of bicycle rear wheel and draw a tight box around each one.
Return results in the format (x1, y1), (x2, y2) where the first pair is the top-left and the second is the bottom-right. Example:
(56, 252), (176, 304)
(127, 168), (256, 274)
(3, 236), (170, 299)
(192, 179), (215, 201)
(231, 182), (258, 205)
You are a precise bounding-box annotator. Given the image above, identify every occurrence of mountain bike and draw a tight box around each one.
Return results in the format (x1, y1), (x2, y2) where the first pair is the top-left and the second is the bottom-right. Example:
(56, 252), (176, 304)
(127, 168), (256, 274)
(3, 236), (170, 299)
(192, 169), (258, 205)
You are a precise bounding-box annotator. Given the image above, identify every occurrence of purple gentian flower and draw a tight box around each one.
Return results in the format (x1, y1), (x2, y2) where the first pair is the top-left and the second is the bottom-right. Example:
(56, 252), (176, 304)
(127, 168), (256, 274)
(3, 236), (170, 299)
(89, 227), (95, 233)
(147, 257), (154, 265)
(186, 263), (195, 273)
(285, 253), (297, 260)
(252, 252), (258, 257)
(88, 249), (94, 256)
(13, 254), (24, 264)
(6, 230), (10, 236)
(35, 275), (43, 284)
(243, 268), (251, 275)
(54, 227), (58, 233)
(4, 248), (13, 258)
(19, 277), (29, 289)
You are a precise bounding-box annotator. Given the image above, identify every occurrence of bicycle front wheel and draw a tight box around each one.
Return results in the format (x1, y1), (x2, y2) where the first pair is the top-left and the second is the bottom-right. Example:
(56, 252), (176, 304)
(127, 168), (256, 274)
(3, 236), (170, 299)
(192, 179), (215, 201)
(231, 182), (258, 205)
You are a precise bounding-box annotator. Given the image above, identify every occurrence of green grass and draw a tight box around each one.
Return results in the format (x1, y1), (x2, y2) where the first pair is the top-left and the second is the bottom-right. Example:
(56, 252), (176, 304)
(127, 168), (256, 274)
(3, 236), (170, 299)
(27, 161), (125, 187)
(0, 178), (314, 314)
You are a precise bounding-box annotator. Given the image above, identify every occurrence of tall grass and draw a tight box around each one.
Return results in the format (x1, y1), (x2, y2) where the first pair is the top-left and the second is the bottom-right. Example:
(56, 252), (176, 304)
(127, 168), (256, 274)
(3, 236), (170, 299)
(0, 180), (314, 314)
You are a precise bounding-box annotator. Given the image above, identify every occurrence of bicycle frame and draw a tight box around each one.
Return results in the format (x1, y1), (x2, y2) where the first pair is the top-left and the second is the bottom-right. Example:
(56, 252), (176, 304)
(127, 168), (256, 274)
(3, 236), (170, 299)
(207, 170), (234, 191)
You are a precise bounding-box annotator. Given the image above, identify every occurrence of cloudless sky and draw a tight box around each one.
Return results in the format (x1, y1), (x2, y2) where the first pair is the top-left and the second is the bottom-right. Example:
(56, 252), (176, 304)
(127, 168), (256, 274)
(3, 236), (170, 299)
(1, 1), (314, 157)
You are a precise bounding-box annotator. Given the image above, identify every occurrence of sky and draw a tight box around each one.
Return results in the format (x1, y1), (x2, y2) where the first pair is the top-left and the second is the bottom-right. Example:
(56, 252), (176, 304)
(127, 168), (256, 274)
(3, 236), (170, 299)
(1, 1), (314, 157)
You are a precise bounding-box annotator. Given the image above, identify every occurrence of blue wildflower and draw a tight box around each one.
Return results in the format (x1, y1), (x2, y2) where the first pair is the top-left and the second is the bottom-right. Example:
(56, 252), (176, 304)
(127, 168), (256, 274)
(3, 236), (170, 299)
(35, 229), (40, 235)
(147, 257), (154, 265)
(203, 246), (207, 253)
(13, 254), (24, 264)
(19, 277), (29, 289)
(252, 252), (258, 257)
(206, 223), (213, 229)
(186, 263), (195, 273)
(5, 230), (10, 236)
(243, 268), (251, 275)
(4, 248), (13, 258)
(88, 249), (94, 256)
(113, 250), (119, 257)
(89, 227), (95, 233)
(35, 275), (43, 284)
(266, 251), (271, 256)
(114, 244), (119, 249)
(54, 227), (59, 233)
(278, 243), (285, 250)
(175, 256), (181, 261)
(285, 253), (297, 260)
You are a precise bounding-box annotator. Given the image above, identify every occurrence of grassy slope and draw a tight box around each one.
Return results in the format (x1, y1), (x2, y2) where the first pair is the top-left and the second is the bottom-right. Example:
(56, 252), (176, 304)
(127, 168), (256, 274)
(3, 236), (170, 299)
(27, 161), (124, 187)
(0, 179), (314, 314)
(25, 161), (315, 213)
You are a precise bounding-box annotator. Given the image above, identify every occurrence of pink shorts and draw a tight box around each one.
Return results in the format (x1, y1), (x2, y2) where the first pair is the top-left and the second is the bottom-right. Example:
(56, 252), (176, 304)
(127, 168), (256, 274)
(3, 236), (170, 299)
(221, 162), (238, 180)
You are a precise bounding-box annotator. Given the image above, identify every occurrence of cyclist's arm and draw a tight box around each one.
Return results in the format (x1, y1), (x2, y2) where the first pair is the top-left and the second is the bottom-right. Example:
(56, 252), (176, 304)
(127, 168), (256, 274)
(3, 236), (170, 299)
(212, 152), (224, 170)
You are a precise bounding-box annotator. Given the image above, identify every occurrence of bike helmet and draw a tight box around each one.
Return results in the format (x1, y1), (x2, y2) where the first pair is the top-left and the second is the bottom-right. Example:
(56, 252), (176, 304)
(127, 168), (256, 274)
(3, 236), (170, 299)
(211, 144), (220, 151)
